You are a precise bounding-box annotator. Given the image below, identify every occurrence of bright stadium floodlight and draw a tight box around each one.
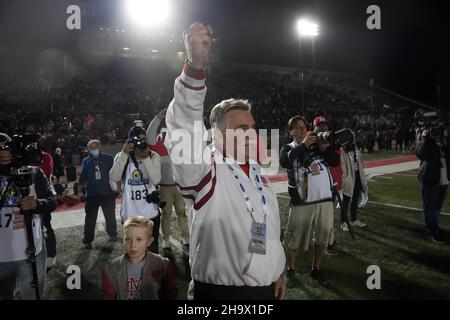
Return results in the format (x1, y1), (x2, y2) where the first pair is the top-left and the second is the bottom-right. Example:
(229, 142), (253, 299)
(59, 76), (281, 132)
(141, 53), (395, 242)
(296, 18), (319, 115)
(126, 0), (171, 28)
(296, 19), (319, 37)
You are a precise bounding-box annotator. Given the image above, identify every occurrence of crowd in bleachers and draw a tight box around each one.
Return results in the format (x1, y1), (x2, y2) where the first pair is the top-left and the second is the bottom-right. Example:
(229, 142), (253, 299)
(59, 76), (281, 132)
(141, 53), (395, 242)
(0, 61), (430, 166)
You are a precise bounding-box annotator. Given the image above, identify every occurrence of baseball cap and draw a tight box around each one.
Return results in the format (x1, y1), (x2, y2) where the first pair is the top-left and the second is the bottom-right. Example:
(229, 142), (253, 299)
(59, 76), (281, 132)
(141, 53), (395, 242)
(313, 116), (328, 127)
(128, 126), (146, 138)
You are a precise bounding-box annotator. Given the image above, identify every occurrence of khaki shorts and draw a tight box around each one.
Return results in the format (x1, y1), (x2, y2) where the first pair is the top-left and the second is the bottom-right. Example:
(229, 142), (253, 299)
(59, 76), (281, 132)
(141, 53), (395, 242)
(283, 201), (334, 251)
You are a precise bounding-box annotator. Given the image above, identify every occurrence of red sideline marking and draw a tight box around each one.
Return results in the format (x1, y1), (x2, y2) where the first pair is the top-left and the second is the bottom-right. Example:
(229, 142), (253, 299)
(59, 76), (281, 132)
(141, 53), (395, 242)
(54, 198), (121, 213)
(362, 155), (417, 168)
(54, 202), (84, 213)
(267, 155), (418, 183)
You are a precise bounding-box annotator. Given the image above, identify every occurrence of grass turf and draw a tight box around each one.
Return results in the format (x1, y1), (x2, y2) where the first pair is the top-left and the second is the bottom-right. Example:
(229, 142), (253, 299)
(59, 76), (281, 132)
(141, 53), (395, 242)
(43, 169), (450, 300)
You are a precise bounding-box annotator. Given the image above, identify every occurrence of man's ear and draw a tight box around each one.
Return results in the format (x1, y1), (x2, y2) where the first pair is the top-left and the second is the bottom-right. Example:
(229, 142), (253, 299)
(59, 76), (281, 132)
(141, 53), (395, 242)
(212, 127), (225, 146)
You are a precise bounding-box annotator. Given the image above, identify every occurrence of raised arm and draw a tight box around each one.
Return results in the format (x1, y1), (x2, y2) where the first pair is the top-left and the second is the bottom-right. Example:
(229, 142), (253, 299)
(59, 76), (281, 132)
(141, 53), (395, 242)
(166, 22), (213, 188)
(109, 140), (133, 182)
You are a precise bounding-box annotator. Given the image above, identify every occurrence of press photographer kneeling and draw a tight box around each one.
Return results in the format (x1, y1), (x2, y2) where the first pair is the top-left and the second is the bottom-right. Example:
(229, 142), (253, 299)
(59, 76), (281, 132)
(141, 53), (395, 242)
(280, 117), (352, 287)
(0, 133), (57, 300)
(110, 122), (162, 253)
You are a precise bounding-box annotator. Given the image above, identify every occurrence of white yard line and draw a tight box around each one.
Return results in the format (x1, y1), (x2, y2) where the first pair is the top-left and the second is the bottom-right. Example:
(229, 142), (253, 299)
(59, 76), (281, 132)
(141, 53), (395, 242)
(368, 201), (450, 216)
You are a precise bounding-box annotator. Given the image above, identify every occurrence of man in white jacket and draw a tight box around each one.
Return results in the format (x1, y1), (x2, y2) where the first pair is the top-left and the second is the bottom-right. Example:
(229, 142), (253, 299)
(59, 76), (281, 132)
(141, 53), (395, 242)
(165, 22), (286, 300)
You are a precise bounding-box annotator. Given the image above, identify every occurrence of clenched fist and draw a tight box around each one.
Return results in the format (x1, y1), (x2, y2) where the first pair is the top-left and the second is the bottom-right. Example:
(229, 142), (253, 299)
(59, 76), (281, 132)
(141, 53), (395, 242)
(183, 22), (212, 70)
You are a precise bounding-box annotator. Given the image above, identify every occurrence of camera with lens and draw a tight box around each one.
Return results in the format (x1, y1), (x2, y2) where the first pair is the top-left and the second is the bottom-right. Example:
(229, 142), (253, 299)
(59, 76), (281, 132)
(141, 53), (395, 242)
(0, 133), (42, 176)
(131, 136), (148, 151)
(310, 128), (354, 153)
(427, 126), (443, 139)
(145, 191), (166, 209)
(422, 122), (447, 142)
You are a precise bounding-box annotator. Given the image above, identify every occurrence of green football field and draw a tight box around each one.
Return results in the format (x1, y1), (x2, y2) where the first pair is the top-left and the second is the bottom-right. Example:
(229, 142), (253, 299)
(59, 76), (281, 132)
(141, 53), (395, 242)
(43, 169), (450, 300)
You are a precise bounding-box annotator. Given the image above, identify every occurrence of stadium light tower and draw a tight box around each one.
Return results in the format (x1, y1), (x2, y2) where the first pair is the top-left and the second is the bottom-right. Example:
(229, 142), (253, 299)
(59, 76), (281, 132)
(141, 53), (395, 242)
(296, 18), (319, 115)
(126, 0), (171, 28)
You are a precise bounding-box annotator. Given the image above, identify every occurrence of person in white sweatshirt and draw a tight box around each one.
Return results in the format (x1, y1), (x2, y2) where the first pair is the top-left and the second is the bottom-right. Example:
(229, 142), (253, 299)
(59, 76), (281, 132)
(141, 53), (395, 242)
(110, 124), (161, 253)
(165, 22), (286, 300)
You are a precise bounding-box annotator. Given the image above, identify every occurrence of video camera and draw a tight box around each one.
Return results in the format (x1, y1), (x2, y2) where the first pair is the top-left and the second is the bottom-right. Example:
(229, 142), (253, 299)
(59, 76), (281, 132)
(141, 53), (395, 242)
(422, 121), (447, 142)
(0, 132), (43, 299)
(0, 133), (42, 177)
(310, 128), (354, 153)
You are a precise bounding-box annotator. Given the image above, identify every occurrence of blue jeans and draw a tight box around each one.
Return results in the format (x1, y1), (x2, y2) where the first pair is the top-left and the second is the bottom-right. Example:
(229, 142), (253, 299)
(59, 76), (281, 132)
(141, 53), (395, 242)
(0, 243), (46, 300)
(420, 183), (448, 237)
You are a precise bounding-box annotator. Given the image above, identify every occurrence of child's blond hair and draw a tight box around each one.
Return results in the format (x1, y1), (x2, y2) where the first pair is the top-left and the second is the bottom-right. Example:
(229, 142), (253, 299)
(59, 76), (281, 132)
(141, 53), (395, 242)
(123, 216), (154, 237)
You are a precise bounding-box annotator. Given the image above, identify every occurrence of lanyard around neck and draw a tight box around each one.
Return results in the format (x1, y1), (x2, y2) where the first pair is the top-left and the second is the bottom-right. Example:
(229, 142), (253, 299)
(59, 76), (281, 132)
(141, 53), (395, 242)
(225, 160), (268, 224)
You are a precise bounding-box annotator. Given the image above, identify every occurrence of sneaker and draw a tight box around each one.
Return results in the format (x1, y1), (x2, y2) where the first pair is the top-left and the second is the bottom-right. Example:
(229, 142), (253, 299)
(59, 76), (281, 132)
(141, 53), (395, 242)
(350, 220), (367, 228)
(325, 243), (339, 256)
(310, 269), (329, 287)
(286, 268), (299, 288)
(340, 222), (349, 232)
(161, 237), (171, 250)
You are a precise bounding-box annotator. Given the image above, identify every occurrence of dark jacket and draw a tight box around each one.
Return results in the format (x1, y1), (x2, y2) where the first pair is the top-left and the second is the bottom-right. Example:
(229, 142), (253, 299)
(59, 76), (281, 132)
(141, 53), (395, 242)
(280, 141), (340, 205)
(79, 153), (114, 198)
(53, 153), (64, 176)
(416, 137), (450, 186)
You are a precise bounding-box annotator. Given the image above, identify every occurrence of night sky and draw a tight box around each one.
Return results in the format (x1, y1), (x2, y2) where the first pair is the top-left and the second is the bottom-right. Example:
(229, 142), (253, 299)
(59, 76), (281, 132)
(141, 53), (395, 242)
(0, 0), (448, 109)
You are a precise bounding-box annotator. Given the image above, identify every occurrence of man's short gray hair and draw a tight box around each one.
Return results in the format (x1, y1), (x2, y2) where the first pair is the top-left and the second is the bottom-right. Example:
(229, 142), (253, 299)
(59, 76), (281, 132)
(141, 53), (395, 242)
(209, 99), (252, 130)
(87, 139), (101, 149)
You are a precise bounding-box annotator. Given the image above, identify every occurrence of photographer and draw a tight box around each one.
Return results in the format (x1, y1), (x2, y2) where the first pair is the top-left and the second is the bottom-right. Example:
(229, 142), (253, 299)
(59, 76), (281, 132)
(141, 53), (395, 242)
(79, 139), (117, 250)
(110, 124), (161, 253)
(0, 133), (57, 300)
(280, 116), (340, 287)
(416, 125), (450, 242)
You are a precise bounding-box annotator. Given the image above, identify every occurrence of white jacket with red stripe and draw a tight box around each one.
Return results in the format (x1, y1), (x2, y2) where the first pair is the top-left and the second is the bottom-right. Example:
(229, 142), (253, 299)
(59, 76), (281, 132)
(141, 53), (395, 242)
(165, 64), (285, 287)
